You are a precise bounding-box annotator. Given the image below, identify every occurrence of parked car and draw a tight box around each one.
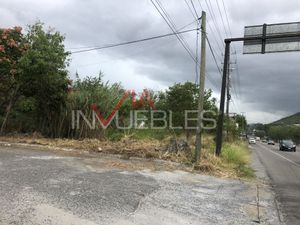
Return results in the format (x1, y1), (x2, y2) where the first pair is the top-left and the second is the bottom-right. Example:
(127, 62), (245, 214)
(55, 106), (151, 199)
(255, 137), (261, 141)
(249, 138), (256, 144)
(267, 140), (275, 145)
(279, 140), (296, 152)
(262, 139), (267, 143)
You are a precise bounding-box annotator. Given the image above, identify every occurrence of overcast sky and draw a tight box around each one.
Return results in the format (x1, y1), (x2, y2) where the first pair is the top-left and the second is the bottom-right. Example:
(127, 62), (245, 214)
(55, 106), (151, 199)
(1, 0), (300, 123)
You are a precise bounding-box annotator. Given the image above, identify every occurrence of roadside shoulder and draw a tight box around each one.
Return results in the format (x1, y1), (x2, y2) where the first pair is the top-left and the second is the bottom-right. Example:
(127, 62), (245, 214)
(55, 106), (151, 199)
(250, 145), (286, 225)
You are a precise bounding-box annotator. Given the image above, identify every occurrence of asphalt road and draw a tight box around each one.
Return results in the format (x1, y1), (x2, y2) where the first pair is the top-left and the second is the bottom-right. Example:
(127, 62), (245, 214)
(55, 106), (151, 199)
(0, 144), (282, 225)
(252, 142), (300, 225)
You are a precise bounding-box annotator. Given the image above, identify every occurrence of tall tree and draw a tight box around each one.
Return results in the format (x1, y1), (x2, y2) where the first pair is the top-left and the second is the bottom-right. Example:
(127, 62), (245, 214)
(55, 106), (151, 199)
(18, 22), (70, 136)
(0, 26), (28, 134)
(161, 82), (217, 140)
(0, 22), (70, 136)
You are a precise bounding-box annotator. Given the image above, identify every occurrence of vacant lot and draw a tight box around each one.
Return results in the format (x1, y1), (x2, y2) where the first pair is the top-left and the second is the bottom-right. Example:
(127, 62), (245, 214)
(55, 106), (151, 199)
(0, 145), (283, 225)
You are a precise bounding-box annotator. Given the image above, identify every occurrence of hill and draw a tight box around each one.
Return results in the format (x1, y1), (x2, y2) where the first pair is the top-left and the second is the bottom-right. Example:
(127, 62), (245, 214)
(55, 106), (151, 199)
(270, 112), (300, 125)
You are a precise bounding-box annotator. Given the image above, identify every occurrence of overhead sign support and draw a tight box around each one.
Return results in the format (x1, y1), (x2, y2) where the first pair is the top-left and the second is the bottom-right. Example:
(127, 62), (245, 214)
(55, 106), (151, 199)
(243, 22), (300, 54)
(215, 22), (300, 156)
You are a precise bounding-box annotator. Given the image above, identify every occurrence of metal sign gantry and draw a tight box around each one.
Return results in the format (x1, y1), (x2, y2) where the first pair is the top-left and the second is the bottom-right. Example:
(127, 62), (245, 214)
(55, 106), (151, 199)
(215, 22), (300, 156)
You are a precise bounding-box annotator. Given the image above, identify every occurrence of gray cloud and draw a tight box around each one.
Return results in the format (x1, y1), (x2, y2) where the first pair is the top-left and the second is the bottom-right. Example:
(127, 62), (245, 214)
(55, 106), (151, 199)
(1, 0), (300, 123)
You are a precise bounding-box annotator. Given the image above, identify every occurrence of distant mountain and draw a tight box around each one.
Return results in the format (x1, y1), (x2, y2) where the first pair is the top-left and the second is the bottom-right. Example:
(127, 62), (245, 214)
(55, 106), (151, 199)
(270, 112), (300, 125)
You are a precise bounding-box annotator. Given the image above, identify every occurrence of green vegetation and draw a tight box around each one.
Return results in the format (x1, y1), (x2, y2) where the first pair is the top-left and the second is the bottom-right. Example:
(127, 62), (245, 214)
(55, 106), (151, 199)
(270, 112), (300, 125)
(129, 129), (171, 140)
(268, 125), (300, 143)
(222, 142), (249, 165)
(158, 82), (218, 140)
(0, 22), (70, 136)
(193, 137), (254, 178)
(247, 113), (300, 143)
(0, 27), (218, 140)
(0, 22), (253, 178)
(254, 130), (266, 138)
(221, 141), (254, 178)
(264, 113), (300, 143)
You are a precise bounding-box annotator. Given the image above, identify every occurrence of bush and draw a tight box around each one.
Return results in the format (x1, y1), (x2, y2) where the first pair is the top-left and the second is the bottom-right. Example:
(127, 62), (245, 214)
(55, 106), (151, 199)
(237, 165), (255, 178)
(221, 142), (249, 166)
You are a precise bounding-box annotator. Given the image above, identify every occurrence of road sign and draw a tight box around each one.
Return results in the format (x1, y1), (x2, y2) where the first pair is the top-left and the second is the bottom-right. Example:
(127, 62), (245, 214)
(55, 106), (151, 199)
(243, 22), (300, 54)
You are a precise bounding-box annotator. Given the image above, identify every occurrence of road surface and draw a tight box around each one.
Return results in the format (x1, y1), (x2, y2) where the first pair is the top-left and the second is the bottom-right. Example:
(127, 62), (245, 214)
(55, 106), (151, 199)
(251, 142), (300, 225)
(0, 143), (282, 225)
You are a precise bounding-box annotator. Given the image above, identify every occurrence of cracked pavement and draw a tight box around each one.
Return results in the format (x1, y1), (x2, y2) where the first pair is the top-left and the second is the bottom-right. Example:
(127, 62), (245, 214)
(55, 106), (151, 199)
(0, 144), (283, 225)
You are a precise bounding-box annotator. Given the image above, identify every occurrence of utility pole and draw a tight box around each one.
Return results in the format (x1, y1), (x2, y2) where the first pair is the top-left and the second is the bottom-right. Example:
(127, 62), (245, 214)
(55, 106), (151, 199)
(215, 41), (231, 156)
(225, 59), (231, 117)
(225, 54), (231, 138)
(195, 11), (206, 162)
(240, 111), (246, 132)
(216, 22), (300, 156)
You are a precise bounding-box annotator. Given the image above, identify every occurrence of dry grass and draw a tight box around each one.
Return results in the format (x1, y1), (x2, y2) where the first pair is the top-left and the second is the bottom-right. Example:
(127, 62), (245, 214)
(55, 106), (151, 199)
(0, 133), (254, 179)
(193, 138), (254, 179)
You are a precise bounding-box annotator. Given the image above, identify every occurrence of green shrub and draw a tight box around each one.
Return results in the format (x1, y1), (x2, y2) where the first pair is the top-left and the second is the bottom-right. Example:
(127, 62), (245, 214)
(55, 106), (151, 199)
(237, 165), (255, 178)
(221, 142), (249, 166)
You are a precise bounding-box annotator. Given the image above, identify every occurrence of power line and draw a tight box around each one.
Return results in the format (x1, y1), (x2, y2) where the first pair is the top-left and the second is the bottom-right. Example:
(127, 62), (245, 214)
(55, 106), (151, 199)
(188, 0), (223, 89)
(220, 0), (237, 55)
(196, 0), (223, 55)
(150, 0), (197, 62)
(206, 36), (222, 75)
(204, 0), (224, 46)
(206, 19), (223, 60)
(221, 0), (233, 38)
(235, 58), (242, 97)
(154, 0), (199, 58)
(150, 0), (221, 90)
(184, 0), (198, 20)
(218, 0), (241, 114)
(73, 37), (178, 68)
(178, 18), (199, 31)
(215, 0), (229, 37)
(72, 22), (203, 73)
(155, 0), (195, 51)
(231, 98), (240, 114)
(206, 22), (223, 63)
(153, 0), (214, 90)
(189, 0), (199, 19)
(67, 19), (198, 50)
(230, 73), (239, 100)
(155, 0), (198, 61)
(188, 0), (201, 84)
(206, 71), (221, 90)
(186, 3), (221, 90)
(70, 28), (198, 54)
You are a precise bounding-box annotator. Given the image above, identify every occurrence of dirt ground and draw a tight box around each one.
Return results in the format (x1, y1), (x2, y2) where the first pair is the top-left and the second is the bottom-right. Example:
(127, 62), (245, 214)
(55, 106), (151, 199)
(0, 134), (248, 179)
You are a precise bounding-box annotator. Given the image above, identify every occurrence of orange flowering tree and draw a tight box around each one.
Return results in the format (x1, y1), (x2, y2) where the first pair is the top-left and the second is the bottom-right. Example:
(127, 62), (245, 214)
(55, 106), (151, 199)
(0, 22), (70, 135)
(0, 26), (29, 133)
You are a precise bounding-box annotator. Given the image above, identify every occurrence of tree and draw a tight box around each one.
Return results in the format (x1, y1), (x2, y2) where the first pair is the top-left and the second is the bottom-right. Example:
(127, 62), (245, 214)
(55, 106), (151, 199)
(268, 125), (300, 143)
(235, 114), (247, 133)
(17, 22), (70, 137)
(0, 26), (28, 134)
(159, 82), (217, 140)
(255, 130), (266, 138)
(66, 72), (124, 139)
(0, 22), (71, 136)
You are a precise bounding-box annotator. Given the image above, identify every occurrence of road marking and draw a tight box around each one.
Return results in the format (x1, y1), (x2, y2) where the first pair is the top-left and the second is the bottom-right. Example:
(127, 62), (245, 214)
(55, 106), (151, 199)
(259, 144), (300, 167)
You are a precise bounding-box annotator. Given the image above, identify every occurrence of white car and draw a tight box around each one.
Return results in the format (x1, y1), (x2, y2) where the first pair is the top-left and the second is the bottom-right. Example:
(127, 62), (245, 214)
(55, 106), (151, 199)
(249, 138), (256, 144)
